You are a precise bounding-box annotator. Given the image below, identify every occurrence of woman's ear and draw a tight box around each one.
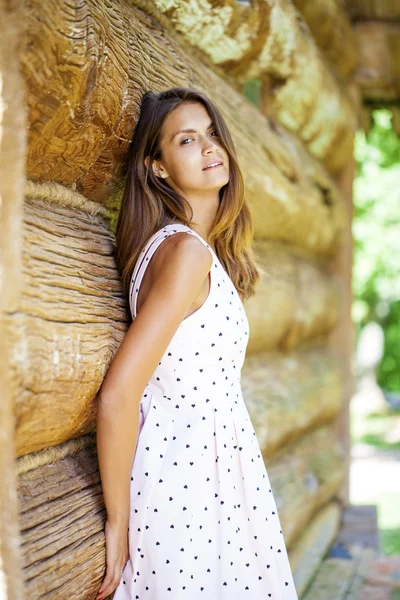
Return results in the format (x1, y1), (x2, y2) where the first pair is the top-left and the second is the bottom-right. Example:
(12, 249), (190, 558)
(144, 156), (165, 178)
(144, 156), (168, 179)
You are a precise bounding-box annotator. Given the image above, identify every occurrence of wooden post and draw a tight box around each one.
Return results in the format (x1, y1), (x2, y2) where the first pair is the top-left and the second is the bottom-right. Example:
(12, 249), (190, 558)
(327, 85), (359, 504)
(0, 0), (26, 597)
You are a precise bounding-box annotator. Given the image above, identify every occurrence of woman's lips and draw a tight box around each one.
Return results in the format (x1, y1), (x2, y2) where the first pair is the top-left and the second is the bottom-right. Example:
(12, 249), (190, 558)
(202, 163), (223, 171)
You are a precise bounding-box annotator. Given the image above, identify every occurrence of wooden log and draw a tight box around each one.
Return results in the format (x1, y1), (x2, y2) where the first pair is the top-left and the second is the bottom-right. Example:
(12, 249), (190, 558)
(354, 22), (400, 102)
(7, 193), (128, 458)
(148, 0), (357, 172)
(289, 501), (342, 597)
(238, 122), (346, 251)
(16, 435), (106, 600)
(267, 425), (346, 547)
(291, 0), (359, 79)
(242, 346), (343, 457)
(9, 187), (343, 458)
(0, 0), (27, 597)
(345, 0), (400, 21)
(16, 424), (344, 597)
(247, 241), (339, 354)
(20, 0), (347, 254)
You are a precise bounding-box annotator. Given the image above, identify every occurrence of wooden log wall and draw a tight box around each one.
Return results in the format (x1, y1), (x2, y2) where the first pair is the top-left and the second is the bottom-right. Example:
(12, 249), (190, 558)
(146, 0), (358, 174)
(0, 0), (366, 597)
(10, 181), (347, 598)
(21, 0), (347, 251)
(291, 0), (359, 79)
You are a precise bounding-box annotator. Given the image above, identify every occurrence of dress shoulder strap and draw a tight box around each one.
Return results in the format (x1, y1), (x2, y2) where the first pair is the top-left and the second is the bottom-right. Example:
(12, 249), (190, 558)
(129, 223), (213, 319)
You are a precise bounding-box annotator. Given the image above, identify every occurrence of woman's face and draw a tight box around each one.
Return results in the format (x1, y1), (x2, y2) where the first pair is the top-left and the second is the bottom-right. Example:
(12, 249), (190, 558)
(153, 102), (230, 196)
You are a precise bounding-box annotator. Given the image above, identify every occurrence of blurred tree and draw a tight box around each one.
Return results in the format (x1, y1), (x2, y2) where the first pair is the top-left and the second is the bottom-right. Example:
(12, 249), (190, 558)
(353, 110), (400, 393)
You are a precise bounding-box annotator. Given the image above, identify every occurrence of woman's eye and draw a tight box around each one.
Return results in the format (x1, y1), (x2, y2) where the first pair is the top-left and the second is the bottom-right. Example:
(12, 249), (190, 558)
(180, 131), (218, 145)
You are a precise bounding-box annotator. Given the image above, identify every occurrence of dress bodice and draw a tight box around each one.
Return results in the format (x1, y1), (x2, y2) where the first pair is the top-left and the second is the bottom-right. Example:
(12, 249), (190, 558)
(129, 224), (250, 405)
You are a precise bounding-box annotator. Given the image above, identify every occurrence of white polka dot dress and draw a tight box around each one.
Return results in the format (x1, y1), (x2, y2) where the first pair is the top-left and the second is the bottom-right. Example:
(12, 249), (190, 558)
(112, 224), (298, 599)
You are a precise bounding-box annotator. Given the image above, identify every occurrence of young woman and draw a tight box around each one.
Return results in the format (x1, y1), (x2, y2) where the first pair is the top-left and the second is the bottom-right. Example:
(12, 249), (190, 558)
(96, 87), (298, 599)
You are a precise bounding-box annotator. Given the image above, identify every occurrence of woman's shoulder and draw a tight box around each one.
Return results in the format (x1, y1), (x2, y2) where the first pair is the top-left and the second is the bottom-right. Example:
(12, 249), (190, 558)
(150, 230), (213, 278)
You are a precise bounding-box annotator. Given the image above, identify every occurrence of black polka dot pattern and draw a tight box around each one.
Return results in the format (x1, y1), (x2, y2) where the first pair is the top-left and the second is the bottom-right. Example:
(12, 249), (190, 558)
(112, 224), (298, 599)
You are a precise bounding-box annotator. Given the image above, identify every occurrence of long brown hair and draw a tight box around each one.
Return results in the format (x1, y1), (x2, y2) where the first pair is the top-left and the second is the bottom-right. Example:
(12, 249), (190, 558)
(116, 86), (261, 304)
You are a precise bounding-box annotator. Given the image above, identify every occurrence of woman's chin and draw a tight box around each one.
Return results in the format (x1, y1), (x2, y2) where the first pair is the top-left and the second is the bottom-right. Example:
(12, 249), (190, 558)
(201, 170), (229, 186)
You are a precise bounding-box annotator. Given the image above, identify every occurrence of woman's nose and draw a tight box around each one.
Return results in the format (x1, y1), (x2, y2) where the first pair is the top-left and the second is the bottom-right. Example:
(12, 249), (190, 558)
(203, 140), (220, 154)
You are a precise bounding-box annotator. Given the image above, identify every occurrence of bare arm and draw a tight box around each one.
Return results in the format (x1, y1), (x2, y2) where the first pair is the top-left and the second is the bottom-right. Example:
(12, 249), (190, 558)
(96, 235), (213, 529)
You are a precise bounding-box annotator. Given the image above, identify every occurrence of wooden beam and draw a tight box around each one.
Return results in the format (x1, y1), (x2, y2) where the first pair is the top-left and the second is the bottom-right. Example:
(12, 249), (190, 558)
(292, 0), (359, 79)
(0, 0), (26, 598)
(345, 0), (400, 21)
(354, 22), (400, 103)
(328, 134), (358, 505)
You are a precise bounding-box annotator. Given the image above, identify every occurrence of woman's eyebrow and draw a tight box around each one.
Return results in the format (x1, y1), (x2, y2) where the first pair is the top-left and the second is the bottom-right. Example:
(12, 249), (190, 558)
(170, 122), (214, 141)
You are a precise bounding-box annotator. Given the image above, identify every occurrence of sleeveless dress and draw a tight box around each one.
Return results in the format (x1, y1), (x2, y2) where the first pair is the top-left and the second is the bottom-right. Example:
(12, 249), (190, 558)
(112, 223), (298, 599)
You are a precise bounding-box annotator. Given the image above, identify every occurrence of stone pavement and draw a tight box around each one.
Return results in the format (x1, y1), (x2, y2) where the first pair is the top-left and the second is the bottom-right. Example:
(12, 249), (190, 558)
(301, 505), (400, 599)
(359, 555), (400, 599)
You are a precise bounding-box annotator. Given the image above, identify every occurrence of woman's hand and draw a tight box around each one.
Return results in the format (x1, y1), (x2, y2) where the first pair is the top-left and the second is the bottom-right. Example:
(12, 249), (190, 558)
(96, 520), (129, 599)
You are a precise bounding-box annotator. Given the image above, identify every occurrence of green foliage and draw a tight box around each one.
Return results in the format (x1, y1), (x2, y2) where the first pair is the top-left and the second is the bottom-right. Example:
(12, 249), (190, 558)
(243, 80), (262, 108)
(356, 110), (400, 171)
(353, 110), (400, 392)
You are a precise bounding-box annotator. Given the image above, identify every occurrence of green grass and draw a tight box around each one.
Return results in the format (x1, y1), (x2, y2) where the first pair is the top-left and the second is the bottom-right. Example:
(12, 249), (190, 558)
(350, 404), (400, 555)
(382, 528), (400, 556)
(377, 492), (400, 554)
(350, 408), (400, 450)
